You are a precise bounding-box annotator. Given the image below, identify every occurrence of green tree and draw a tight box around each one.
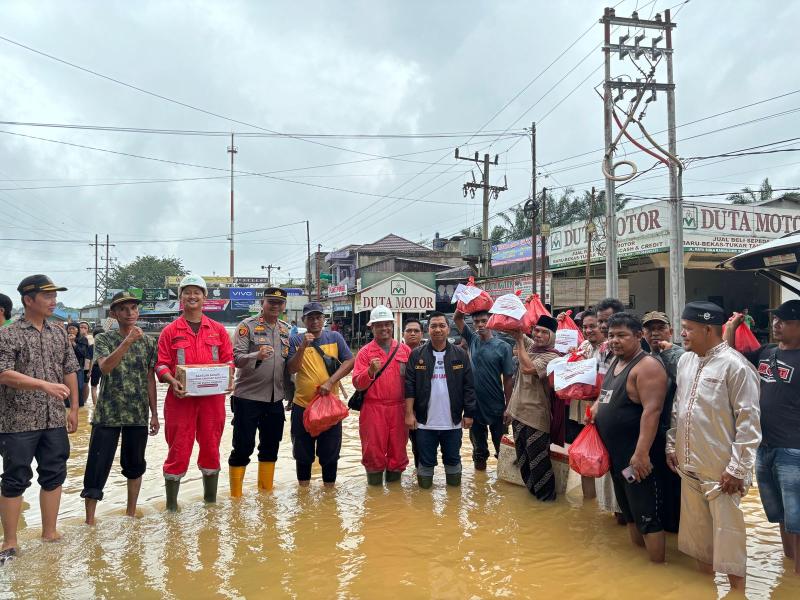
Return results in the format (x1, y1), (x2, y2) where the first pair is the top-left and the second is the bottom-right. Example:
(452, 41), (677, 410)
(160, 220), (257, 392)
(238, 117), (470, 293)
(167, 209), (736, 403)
(521, 188), (627, 230)
(459, 225), (506, 245)
(726, 177), (773, 205)
(107, 255), (188, 290)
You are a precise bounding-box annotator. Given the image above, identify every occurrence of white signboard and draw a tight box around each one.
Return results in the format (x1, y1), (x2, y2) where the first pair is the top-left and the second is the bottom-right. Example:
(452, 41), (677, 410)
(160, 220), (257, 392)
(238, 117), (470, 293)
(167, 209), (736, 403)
(547, 200), (799, 269)
(356, 274), (435, 313)
(327, 284), (348, 298)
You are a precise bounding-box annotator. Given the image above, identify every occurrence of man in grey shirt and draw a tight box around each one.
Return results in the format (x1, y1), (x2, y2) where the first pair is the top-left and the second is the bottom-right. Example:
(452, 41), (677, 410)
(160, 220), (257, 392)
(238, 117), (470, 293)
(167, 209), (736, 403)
(228, 287), (291, 496)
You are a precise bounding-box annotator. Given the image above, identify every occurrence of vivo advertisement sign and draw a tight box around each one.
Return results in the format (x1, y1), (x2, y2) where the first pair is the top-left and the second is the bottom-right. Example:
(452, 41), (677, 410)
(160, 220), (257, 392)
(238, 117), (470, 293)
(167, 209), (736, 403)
(229, 287), (257, 310)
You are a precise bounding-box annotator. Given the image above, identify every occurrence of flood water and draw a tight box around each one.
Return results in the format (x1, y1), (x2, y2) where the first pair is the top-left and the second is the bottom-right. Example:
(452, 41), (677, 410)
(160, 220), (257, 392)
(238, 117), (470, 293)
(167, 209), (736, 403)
(1, 379), (798, 599)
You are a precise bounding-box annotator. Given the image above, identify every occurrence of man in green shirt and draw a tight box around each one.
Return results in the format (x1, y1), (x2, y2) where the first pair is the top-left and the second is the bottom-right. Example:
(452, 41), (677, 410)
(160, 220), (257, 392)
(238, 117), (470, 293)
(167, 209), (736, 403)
(742, 308), (756, 330)
(81, 292), (158, 525)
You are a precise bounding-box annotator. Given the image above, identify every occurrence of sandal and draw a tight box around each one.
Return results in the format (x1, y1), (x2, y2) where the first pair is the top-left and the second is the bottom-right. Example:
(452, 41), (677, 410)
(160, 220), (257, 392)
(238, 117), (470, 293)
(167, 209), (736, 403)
(0, 548), (17, 566)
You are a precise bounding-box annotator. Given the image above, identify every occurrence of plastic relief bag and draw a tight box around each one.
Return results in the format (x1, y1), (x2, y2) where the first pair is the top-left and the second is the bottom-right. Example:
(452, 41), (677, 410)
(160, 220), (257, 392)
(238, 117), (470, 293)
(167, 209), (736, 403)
(548, 353), (601, 404)
(453, 276), (493, 315)
(521, 293), (551, 331)
(567, 407), (610, 478)
(303, 389), (349, 437)
(487, 293), (527, 333)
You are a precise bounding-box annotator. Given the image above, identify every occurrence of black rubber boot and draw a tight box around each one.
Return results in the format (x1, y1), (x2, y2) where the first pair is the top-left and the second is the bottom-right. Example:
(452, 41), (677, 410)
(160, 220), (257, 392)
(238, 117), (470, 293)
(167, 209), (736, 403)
(165, 478), (180, 512)
(445, 472), (462, 487)
(385, 471), (401, 483)
(366, 471), (384, 486)
(417, 474), (433, 489)
(203, 473), (219, 503)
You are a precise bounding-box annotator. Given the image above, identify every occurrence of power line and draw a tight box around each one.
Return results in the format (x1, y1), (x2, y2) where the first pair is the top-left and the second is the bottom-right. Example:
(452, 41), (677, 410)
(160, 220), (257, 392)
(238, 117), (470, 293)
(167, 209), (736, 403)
(0, 129), (481, 207)
(0, 120), (526, 140)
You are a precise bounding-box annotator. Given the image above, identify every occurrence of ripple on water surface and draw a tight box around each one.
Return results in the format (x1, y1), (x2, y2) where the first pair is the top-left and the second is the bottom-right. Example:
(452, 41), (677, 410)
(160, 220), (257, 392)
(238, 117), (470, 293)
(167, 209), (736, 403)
(1, 381), (798, 599)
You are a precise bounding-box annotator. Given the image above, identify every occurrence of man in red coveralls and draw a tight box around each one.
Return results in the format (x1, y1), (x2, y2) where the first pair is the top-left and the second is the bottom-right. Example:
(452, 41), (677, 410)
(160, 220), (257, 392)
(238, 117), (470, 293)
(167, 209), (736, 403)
(352, 306), (410, 485)
(155, 275), (234, 511)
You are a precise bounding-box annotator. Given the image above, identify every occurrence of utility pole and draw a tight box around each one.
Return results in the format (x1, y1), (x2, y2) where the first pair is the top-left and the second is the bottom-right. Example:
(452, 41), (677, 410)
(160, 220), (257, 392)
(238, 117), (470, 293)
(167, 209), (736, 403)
(540, 188), (548, 300)
(601, 7), (619, 299)
(584, 188), (596, 308)
(227, 133), (238, 279)
(665, 8), (685, 330)
(93, 234), (99, 305)
(530, 122), (538, 292)
(306, 220), (312, 301)
(316, 243), (322, 302)
(88, 235), (115, 306)
(600, 7), (679, 317)
(261, 264), (280, 286)
(456, 149), (508, 277)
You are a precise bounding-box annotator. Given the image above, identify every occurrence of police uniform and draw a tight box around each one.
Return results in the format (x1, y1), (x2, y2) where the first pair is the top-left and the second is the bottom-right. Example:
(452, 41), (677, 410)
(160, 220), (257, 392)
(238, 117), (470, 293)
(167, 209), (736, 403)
(228, 287), (290, 494)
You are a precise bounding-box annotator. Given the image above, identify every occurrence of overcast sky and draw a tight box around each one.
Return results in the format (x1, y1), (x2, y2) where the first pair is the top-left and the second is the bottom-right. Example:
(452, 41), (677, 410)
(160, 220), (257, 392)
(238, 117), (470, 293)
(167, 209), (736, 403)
(1, 0), (799, 307)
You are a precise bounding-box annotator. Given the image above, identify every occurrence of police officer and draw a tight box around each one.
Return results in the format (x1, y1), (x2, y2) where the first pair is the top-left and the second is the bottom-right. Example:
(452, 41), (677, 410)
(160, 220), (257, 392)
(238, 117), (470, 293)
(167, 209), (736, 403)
(228, 287), (291, 496)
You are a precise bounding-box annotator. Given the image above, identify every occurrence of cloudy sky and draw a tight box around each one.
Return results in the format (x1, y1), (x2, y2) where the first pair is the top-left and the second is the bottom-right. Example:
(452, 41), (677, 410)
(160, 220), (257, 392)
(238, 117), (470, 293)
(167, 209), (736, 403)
(1, 0), (798, 307)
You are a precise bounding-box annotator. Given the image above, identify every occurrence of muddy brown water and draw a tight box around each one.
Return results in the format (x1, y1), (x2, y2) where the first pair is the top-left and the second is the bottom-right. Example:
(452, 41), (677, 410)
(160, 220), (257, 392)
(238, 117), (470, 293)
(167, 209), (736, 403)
(1, 379), (798, 599)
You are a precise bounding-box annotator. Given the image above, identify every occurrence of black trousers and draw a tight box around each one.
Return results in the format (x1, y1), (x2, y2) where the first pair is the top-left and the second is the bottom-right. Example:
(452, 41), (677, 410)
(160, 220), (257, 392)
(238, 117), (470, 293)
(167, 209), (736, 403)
(469, 417), (506, 462)
(228, 396), (286, 467)
(290, 403), (341, 482)
(0, 428), (70, 497)
(81, 425), (148, 501)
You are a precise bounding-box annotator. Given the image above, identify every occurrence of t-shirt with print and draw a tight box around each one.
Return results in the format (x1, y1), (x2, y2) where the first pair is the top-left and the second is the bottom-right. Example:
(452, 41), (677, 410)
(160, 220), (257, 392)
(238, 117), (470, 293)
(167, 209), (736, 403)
(288, 330), (353, 408)
(93, 331), (157, 427)
(418, 350), (458, 430)
(744, 344), (800, 449)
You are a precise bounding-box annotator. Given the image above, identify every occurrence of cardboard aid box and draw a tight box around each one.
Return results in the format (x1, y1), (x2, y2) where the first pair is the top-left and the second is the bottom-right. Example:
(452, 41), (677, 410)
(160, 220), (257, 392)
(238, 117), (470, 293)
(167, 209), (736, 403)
(176, 364), (232, 396)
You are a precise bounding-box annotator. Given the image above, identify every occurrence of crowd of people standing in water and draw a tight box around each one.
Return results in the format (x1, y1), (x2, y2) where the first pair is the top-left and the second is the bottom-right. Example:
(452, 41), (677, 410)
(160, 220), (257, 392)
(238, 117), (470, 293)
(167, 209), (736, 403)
(0, 273), (798, 591)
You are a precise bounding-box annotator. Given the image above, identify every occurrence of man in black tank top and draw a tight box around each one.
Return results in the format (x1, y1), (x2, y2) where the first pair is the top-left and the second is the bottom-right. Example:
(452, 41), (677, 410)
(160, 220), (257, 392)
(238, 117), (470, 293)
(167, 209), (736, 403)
(592, 313), (669, 563)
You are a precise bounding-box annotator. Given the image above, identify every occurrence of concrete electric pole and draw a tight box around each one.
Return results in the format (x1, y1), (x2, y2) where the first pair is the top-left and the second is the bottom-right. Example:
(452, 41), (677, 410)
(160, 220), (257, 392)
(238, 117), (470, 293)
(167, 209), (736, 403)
(88, 234), (115, 306)
(261, 264), (280, 286)
(600, 7), (681, 324)
(455, 149), (508, 277)
(227, 134), (238, 280)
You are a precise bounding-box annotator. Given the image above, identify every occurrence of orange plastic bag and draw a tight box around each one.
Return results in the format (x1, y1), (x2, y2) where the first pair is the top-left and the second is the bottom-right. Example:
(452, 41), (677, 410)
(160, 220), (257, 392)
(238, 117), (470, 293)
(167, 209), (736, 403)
(521, 293), (551, 331)
(555, 352), (601, 403)
(567, 407), (610, 478)
(558, 310), (585, 346)
(456, 276), (493, 315)
(303, 389), (349, 437)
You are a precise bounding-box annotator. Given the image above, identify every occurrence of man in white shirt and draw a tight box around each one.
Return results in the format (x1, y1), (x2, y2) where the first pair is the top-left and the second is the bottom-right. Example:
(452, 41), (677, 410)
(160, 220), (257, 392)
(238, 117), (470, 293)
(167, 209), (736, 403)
(666, 301), (761, 590)
(405, 312), (476, 489)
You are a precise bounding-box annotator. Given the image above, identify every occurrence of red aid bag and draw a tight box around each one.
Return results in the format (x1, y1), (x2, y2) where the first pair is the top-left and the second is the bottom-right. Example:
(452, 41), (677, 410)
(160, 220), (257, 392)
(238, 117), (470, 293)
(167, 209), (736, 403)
(455, 276), (493, 315)
(557, 310), (585, 346)
(568, 409), (610, 477)
(521, 293), (551, 331)
(487, 293), (527, 333)
(303, 390), (349, 437)
(554, 353), (601, 403)
(733, 322), (760, 354)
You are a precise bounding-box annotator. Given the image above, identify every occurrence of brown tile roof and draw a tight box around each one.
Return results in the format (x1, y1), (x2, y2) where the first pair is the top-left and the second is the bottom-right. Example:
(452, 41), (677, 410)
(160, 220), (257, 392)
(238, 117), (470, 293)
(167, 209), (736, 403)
(359, 234), (433, 254)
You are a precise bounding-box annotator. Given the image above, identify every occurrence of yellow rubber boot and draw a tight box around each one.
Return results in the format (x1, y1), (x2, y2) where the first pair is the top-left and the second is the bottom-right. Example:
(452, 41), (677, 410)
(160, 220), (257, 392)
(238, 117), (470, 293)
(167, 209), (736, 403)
(229, 466), (246, 498)
(258, 462), (276, 491)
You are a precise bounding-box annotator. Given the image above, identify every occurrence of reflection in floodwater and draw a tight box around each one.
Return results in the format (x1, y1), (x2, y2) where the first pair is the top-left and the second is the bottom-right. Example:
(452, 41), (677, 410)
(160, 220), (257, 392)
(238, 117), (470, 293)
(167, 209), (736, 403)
(1, 380), (798, 599)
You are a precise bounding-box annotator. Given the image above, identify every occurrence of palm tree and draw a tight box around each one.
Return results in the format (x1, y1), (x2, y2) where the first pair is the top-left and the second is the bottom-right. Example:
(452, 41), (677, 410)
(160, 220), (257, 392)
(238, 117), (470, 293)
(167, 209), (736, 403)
(726, 177), (773, 205)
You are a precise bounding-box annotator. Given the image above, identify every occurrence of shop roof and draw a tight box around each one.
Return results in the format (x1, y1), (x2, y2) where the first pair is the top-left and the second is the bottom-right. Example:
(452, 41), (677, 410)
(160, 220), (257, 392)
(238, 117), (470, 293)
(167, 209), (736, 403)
(359, 234), (433, 254)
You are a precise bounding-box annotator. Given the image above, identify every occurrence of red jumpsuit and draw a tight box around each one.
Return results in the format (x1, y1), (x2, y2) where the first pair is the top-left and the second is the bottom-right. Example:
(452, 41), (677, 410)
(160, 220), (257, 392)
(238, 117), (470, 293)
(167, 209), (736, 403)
(352, 340), (410, 473)
(155, 316), (234, 479)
